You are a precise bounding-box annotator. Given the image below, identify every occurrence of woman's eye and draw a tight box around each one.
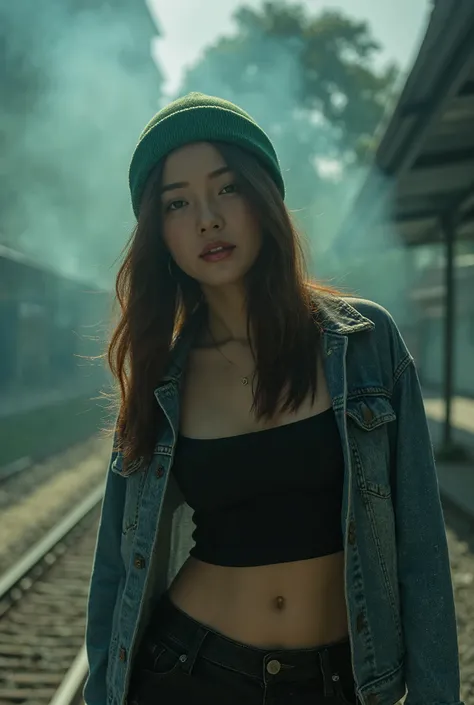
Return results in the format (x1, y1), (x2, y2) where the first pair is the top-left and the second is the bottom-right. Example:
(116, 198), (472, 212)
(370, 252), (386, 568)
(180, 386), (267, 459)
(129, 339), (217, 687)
(166, 199), (186, 212)
(220, 183), (238, 194)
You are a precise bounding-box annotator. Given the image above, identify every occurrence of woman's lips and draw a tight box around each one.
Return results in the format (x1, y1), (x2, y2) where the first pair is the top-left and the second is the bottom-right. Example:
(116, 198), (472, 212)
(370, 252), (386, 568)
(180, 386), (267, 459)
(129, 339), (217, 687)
(200, 246), (236, 262)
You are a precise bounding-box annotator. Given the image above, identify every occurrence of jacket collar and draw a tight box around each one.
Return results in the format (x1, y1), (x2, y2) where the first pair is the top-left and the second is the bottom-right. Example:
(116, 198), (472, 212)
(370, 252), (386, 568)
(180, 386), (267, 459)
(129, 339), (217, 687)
(154, 293), (375, 391)
(314, 294), (375, 336)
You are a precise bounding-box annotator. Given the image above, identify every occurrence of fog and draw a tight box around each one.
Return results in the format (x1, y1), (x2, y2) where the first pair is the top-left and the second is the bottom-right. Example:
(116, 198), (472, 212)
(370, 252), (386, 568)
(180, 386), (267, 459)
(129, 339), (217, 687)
(2, 0), (162, 287)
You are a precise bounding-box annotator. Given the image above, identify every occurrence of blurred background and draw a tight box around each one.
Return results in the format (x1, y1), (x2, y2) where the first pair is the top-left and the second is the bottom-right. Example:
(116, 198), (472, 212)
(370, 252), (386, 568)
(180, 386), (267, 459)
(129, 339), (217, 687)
(0, 1), (473, 703)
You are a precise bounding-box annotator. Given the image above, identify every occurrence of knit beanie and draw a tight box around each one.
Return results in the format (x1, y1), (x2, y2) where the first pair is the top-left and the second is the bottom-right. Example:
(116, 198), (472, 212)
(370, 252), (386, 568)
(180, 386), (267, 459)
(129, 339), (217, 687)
(128, 92), (285, 218)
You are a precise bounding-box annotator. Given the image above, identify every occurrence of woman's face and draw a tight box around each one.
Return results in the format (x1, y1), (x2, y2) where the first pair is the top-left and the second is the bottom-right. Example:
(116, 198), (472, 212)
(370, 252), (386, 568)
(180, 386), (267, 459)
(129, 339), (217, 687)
(160, 142), (262, 291)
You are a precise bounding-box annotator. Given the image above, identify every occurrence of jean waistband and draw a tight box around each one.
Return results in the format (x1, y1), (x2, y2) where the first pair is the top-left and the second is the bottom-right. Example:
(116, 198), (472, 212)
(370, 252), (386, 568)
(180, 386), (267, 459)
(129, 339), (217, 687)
(144, 591), (354, 689)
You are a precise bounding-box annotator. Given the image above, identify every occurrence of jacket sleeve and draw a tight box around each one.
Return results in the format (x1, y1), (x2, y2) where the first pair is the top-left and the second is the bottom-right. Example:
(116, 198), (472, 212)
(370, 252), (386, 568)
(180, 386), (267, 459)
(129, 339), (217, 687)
(390, 354), (463, 705)
(83, 444), (126, 705)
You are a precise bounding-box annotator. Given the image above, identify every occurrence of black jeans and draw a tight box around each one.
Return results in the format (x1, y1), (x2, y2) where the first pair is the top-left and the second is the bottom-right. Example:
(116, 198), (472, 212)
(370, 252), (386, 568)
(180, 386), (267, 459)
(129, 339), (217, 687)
(128, 591), (359, 705)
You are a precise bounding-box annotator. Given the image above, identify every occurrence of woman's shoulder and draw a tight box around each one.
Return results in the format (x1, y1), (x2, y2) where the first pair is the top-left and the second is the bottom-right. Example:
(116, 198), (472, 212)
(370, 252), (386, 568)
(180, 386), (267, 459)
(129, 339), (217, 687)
(313, 290), (410, 369)
(341, 295), (397, 326)
(312, 287), (398, 332)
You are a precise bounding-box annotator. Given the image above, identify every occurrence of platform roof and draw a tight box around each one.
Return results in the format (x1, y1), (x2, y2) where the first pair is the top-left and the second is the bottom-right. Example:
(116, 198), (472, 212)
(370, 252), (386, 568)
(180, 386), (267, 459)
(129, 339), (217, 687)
(335, 0), (474, 253)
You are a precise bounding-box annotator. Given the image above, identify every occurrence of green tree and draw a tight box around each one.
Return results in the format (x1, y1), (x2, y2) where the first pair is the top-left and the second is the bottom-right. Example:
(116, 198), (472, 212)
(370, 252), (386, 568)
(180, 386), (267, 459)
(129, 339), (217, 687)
(178, 1), (398, 230)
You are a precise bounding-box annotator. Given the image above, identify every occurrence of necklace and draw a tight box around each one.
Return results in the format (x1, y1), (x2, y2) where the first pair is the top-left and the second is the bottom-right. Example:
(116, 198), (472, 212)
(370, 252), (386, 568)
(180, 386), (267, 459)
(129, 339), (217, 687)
(207, 325), (252, 386)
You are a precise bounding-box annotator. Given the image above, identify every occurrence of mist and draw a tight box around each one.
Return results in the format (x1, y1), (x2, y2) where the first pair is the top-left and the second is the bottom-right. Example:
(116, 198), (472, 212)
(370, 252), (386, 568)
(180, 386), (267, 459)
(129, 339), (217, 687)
(1, 0), (162, 288)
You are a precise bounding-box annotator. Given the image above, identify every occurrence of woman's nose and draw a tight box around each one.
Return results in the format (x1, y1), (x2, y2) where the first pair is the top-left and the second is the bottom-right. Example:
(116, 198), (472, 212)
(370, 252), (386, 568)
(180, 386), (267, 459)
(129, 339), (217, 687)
(198, 204), (223, 232)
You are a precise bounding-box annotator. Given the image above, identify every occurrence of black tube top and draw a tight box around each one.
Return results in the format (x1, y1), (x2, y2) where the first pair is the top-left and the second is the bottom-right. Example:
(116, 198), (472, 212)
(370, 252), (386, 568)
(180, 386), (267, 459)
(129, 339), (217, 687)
(171, 407), (345, 567)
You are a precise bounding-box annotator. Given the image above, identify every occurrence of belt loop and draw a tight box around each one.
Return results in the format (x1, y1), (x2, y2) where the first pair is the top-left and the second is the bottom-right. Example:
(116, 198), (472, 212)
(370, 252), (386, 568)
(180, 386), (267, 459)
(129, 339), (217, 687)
(180, 625), (208, 675)
(318, 648), (336, 697)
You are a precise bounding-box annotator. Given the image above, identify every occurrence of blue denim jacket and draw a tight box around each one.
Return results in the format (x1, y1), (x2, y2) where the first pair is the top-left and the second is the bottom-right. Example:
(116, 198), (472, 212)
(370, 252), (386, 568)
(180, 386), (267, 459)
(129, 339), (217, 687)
(83, 295), (463, 705)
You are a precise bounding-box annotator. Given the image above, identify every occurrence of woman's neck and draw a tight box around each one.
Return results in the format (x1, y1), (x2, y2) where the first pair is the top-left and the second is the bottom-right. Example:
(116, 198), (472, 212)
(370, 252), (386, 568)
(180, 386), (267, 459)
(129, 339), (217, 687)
(202, 284), (250, 344)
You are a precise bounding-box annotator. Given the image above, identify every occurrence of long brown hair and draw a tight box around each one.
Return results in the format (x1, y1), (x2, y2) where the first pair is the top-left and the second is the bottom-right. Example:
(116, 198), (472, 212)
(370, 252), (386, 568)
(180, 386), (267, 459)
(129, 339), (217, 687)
(108, 142), (341, 469)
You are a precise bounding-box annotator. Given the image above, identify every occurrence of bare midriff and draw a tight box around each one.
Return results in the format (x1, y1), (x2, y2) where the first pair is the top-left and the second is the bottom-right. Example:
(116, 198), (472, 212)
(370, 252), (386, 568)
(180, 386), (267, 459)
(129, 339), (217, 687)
(168, 551), (349, 649)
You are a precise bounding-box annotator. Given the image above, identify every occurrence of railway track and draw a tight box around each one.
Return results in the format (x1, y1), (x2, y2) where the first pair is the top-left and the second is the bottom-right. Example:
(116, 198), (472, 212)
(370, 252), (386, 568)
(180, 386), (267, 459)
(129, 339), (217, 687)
(0, 486), (103, 705)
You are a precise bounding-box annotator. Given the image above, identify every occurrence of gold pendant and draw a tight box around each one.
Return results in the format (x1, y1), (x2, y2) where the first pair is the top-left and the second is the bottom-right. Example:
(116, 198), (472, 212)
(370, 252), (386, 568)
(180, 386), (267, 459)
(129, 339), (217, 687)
(241, 376), (249, 386)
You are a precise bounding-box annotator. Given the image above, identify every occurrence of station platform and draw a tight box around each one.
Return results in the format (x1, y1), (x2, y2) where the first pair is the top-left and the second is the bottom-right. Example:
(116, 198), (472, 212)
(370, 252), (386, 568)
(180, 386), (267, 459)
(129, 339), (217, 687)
(424, 394), (474, 519)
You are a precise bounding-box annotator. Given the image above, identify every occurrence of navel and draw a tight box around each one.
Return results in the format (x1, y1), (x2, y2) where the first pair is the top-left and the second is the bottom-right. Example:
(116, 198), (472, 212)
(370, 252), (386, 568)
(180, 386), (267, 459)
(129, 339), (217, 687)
(274, 595), (286, 611)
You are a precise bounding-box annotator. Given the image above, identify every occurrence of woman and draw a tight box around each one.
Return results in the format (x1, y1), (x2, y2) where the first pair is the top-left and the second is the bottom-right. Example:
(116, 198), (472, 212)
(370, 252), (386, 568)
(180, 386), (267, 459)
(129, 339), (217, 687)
(83, 93), (462, 705)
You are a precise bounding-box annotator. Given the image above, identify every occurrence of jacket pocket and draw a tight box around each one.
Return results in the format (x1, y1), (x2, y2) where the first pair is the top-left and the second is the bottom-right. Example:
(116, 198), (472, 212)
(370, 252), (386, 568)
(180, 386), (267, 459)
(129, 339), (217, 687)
(346, 394), (396, 493)
(346, 394), (395, 430)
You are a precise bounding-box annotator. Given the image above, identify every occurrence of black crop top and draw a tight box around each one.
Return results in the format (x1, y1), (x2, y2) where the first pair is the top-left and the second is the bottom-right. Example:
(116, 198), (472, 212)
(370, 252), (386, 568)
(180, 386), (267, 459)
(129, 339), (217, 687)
(171, 407), (345, 567)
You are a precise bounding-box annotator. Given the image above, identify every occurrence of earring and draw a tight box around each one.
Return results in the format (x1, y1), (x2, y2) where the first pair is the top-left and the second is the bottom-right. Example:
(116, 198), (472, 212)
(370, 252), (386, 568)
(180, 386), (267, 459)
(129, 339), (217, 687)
(167, 255), (175, 279)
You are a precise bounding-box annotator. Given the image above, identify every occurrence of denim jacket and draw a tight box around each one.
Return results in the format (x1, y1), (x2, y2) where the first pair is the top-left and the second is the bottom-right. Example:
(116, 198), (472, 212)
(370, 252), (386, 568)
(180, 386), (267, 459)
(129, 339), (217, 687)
(83, 295), (463, 705)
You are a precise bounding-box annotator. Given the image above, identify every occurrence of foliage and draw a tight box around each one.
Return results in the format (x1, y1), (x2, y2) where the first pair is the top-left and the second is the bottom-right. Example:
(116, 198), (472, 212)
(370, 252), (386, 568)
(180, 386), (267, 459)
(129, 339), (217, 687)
(178, 1), (399, 218)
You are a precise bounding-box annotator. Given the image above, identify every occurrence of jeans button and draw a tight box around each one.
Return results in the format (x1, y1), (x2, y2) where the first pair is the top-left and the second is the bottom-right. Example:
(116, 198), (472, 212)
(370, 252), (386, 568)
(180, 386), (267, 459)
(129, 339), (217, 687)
(266, 659), (281, 675)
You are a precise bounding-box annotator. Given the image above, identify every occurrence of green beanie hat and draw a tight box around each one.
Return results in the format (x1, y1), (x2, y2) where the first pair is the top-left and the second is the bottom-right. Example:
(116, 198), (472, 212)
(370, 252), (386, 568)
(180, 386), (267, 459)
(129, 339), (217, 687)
(128, 92), (285, 218)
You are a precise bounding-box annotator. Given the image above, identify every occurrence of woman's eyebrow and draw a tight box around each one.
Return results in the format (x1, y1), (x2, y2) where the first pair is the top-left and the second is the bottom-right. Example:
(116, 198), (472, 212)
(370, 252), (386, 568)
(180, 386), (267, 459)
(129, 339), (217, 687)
(160, 166), (231, 194)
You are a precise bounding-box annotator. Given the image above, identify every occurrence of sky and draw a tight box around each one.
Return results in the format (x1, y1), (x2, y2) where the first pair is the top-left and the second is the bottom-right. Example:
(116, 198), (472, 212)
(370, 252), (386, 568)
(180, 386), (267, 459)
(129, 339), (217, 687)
(148, 0), (432, 96)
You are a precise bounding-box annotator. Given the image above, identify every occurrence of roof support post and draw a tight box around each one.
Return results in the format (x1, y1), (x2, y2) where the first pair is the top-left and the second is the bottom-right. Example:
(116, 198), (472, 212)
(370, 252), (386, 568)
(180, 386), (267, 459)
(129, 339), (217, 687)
(441, 212), (455, 450)
(435, 213), (470, 463)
